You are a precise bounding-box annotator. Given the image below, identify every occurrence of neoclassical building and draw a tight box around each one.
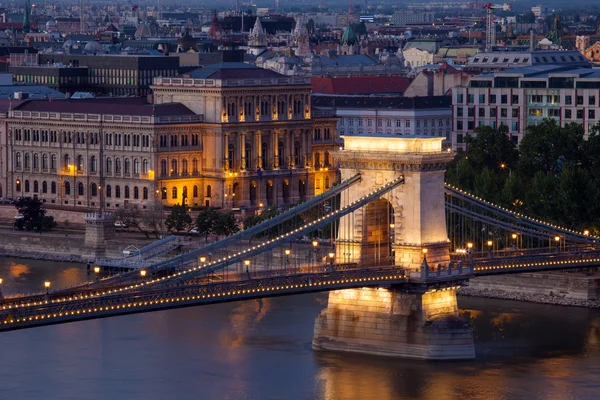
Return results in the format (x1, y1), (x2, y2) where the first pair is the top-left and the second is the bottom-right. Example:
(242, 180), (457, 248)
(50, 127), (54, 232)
(152, 62), (339, 209)
(5, 98), (203, 210)
(2, 63), (339, 211)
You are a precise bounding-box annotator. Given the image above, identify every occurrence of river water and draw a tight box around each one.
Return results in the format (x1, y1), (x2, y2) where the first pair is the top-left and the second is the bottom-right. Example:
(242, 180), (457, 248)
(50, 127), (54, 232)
(1, 257), (600, 400)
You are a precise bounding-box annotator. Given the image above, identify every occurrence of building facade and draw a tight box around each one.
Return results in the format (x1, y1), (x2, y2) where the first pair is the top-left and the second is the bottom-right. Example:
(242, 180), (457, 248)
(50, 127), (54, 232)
(152, 62), (339, 207)
(312, 95), (452, 144)
(452, 65), (600, 150)
(4, 98), (202, 209)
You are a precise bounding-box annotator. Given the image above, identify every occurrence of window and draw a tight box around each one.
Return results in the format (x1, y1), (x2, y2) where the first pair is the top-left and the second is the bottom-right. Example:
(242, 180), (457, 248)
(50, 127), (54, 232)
(124, 158), (130, 174)
(143, 187), (148, 200)
(160, 159), (167, 176)
(206, 185), (212, 198)
(78, 182), (84, 196)
(193, 185), (198, 197)
(51, 181), (56, 194)
(172, 186), (177, 199)
(478, 108), (485, 117)
(65, 181), (71, 195)
(115, 158), (121, 174)
(142, 159), (149, 174)
(457, 107), (463, 117)
(134, 186), (139, 199)
(590, 110), (596, 119)
(490, 109), (497, 118)
(51, 154), (57, 170)
(565, 109), (572, 119)
(456, 134), (463, 143)
(501, 108), (507, 117)
(192, 158), (198, 174)
(468, 108), (474, 117)
(43, 181), (48, 193)
(490, 94), (496, 104)
(501, 95), (508, 104)
(577, 109), (584, 119)
(182, 186), (188, 200)
(457, 94), (464, 103)
(468, 94), (474, 103)
(33, 180), (38, 193)
(577, 96), (584, 105)
(106, 158), (113, 174)
(479, 94), (485, 103)
(512, 95), (519, 104)
(512, 122), (519, 131)
(33, 154), (39, 169)
(456, 121), (463, 130)
(90, 156), (97, 172)
(171, 159), (178, 175)
(125, 186), (130, 199)
(565, 95), (572, 105)
(467, 121), (474, 130)
(15, 152), (22, 168)
(106, 185), (112, 197)
(25, 153), (30, 168)
(590, 96), (596, 106)
(161, 187), (167, 200)
(512, 108), (519, 118)
(133, 159), (139, 174)
(91, 183), (98, 197)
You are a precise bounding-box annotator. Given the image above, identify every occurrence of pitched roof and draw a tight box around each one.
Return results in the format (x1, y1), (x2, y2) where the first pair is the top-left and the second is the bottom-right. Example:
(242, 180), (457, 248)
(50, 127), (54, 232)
(311, 76), (412, 95)
(13, 97), (197, 117)
(312, 94), (451, 109)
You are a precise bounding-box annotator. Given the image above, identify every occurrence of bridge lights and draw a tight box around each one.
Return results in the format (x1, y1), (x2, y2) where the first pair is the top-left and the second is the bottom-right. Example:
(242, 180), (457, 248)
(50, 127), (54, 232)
(466, 242), (473, 251)
(312, 241), (319, 248)
(389, 223), (395, 229)
(584, 230), (590, 236)
(200, 256), (206, 264)
(140, 269), (147, 278)
(487, 240), (493, 247)
(44, 281), (51, 294)
(554, 236), (560, 242)
(94, 266), (100, 274)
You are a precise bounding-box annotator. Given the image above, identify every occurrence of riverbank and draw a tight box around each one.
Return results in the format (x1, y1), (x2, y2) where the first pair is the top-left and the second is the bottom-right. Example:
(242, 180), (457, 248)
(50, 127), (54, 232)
(458, 287), (600, 308)
(0, 249), (85, 263)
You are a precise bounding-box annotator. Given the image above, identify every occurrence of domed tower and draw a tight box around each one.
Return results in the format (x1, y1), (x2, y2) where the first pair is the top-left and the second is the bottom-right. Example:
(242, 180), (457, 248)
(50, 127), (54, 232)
(247, 17), (267, 55)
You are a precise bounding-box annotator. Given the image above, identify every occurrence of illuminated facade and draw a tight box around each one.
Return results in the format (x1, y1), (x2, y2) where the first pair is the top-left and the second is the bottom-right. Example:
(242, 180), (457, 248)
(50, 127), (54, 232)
(152, 62), (339, 208)
(5, 98), (202, 209)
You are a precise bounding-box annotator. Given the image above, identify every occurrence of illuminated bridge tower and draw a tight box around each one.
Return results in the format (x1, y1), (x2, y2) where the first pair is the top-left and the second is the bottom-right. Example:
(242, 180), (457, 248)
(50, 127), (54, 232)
(313, 135), (475, 360)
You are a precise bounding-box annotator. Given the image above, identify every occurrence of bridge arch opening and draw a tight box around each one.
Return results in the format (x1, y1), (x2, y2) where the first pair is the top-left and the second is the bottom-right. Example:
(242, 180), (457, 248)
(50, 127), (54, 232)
(361, 198), (393, 266)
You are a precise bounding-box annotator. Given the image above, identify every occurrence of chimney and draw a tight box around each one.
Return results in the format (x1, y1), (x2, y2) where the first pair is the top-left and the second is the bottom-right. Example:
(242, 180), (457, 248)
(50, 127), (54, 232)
(529, 29), (536, 52)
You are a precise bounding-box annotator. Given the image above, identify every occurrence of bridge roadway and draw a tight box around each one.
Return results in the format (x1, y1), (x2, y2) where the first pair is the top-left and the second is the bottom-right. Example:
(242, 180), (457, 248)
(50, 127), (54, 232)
(0, 266), (471, 333)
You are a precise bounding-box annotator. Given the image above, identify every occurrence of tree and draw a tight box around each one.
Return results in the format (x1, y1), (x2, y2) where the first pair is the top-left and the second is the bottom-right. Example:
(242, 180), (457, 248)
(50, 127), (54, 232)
(165, 204), (192, 232)
(473, 167), (498, 202)
(14, 197), (54, 231)
(213, 211), (240, 237)
(115, 205), (150, 238)
(464, 125), (518, 173)
(141, 202), (165, 238)
(195, 208), (220, 242)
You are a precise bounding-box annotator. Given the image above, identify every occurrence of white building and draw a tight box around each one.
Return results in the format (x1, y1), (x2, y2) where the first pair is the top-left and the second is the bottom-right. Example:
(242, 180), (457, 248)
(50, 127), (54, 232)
(312, 94), (452, 144)
(391, 10), (435, 26)
(452, 65), (600, 150)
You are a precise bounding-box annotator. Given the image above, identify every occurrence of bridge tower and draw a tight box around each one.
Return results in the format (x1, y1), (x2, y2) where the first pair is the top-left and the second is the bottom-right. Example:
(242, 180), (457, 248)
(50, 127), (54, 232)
(85, 212), (115, 258)
(314, 135), (475, 360)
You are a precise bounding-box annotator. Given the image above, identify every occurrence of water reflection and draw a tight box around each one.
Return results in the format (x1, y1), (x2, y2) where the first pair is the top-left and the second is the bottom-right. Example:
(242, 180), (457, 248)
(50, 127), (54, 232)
(2, 258), (600, 399)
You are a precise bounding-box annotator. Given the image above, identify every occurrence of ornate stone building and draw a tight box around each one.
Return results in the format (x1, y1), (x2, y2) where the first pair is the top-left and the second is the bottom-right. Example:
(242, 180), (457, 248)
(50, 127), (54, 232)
(5, 98), (203, 209)
(152, 62), (339, 209)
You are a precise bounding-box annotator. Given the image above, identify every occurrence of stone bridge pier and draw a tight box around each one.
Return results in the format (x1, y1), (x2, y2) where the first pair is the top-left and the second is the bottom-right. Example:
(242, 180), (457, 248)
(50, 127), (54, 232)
(314, 135), (475, 360)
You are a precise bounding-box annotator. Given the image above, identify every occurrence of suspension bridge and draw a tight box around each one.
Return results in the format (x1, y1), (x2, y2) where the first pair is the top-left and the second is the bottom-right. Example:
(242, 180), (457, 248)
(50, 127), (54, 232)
(1, 134), (597, 360)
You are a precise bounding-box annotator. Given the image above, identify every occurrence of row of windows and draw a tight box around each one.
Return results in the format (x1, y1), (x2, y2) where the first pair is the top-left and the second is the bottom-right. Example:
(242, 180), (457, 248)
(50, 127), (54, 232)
(159, 158), (200, 176)
(459, 94), (520, 105)
(14, 180), (150, 200)
(158, 134), (200, 148)
(457, 107), (520, 118)
(341, 129), (449, 136)
(14, 153), (151, 175)
(341, 118), (450, 128)
(224, 141), (308, 170)
(313, 128), (332, 140)
(13, 129), (152, 149)
(160, 185), (203, 200)
(456, 121), (520, 132)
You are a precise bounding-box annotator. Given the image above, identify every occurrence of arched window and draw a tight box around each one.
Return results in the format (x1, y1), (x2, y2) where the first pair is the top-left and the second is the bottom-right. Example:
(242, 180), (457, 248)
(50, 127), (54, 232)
(182, 159), (188, 174)
(133, 158), (140, 174)
(64, 181), (71, 195)
(115, 185), (121, 198)
(143, 187), (148, 200)
(42, 181), (48, 193)
(42, 154), (48, 169)
(294, 141), (301, 167)
(25, 153), (30, 168)
(15, 152), (22, 168)
(134, 186), (139, 199)
(124, 186), (130, 199)
(245, 143), (252, 169)
(171, 159), (178, 175)
(51, 181), (56, 194)
(182, 186), (188, 199)
(124, 158), (130, 174)
(25, 180), (30, 192)
(106, 185), (112, 197)
(206, 185), (212, 198)
(33, 153), (39, 169)
(77, 155), (84, 171)
(192, 158), (198, 174)
(64, 154), (70, 169)
(278, 141), (285, 168)
(314, 152), (321, 168)
(51, 154), (57, 170)
(142, 159), (149, 174)
(228, 144), (235, 170)
(78, 182), (84, 196)
(90, 156), (97, 172)
(324, 151), (330, 167)
(261, 142), (268, 169)
(115, 158), (121, 174)
(325, 176), (330, 189)
(172, 186), (178, 199)
(106, 158), (113, 173)
(193, 185), (198, 197)
(91, 183), (98, 197)
(161, 187), (167, 200)
(33, 180), (39, 193)
(160, 159), (167, 176)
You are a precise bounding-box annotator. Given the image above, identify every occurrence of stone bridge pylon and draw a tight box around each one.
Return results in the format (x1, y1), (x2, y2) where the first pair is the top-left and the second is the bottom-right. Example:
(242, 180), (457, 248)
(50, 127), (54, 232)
(313, 135), (475, 360)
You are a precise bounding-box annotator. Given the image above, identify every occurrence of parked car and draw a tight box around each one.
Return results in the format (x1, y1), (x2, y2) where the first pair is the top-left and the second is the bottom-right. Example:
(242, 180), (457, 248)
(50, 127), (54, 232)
(114, 221), (128, 228)
(0, 197), (16, 204)
(189, 228), (199, 234)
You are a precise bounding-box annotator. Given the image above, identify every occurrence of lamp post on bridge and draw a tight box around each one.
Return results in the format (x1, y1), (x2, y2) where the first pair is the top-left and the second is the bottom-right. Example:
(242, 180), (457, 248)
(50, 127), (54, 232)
(0, 277), (3, 300)
(511, 233), (518, 251)
(312, 240), (319, 273)
(554, 235), (561, 253)
(94, 266), (100, 281)
(44, 280), (51, 296)
(244, 259), (251, 278)
(284, 249), (291, 275)
(487, 240), (493, 258)
(328, 252), (335, 271)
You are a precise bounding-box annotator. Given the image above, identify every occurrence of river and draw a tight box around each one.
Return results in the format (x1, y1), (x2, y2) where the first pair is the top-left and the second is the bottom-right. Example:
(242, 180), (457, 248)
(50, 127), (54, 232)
(1, 257), (600, 400)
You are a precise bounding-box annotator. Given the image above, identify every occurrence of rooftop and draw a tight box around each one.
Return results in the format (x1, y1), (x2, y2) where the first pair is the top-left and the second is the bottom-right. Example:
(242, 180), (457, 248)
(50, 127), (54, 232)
(312, 94), (451, 109)
(183, 62), (284, 80)
(311, 76), (412, 95)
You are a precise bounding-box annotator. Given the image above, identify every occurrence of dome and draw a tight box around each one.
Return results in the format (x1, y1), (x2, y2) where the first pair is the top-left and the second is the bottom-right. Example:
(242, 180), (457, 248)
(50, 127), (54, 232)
(135, 23), (156, 39)
(45, 18), (57, 32)
(84, 40), (103, 53)
(341, 25), (358, 45)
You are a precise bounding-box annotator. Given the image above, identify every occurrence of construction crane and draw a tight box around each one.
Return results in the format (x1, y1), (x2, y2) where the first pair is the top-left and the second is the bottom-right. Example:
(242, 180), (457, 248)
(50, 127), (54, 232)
(469, 2), (512, 51)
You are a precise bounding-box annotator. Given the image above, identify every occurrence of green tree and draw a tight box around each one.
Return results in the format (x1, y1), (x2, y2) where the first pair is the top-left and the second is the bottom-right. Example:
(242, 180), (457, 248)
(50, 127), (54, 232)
(213, 211), (240, 237)
(165, 204), (192, 232)
(518, 120), (584, 178)
(14, 197), (54, 231)
(464, 125), (518, 172)
(141, 202), (165, 238)
(195, 207), (220, 242)
(473, 167), (498, 201)
(499, 173), (525, 209)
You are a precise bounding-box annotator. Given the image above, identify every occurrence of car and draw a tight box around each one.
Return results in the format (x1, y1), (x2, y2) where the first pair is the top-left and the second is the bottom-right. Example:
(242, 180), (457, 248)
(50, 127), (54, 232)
(189, 228), (199, 234)
(114, 221), (128, 228)
(0, 197), (15, 204)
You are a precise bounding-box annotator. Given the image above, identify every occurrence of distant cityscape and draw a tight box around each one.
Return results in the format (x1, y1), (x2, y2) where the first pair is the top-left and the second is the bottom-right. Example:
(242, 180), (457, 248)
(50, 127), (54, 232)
(0, 0), (599, 212)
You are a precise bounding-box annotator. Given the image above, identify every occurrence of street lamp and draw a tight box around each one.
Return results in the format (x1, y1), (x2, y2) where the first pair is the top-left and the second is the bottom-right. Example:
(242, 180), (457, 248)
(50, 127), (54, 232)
(0, 277), (3, 300)
(244, 259), (251, 275)
(94, 266), (100, 280)
(200, 256), (206, 265)
(44, 280), (51, 294)
(140, 269), (147, 278)
(284, 249), (291, 273)
(554, 235), (561, 252)
(500, 163), (512, 178)
(467, 242), (473, 251)
(328, 252), (335, 270)
(584, 230), (590, 236)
